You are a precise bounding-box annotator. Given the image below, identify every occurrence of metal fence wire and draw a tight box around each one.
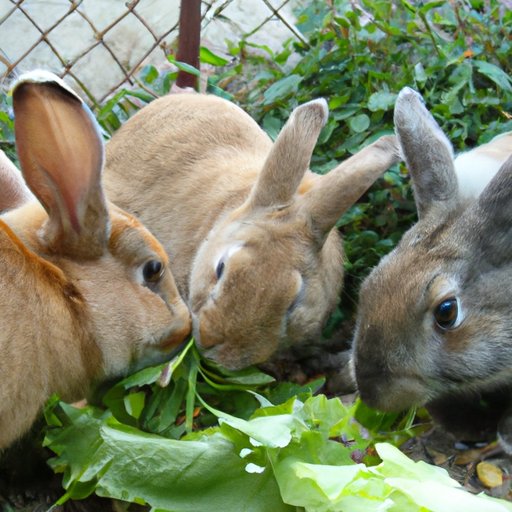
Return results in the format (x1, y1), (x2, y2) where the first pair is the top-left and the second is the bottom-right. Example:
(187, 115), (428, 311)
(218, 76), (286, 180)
(0, 0), (303, 107)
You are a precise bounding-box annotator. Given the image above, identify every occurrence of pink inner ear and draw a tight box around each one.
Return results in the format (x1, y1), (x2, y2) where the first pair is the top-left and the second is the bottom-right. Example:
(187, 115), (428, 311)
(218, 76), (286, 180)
(14, 83), (103, 233)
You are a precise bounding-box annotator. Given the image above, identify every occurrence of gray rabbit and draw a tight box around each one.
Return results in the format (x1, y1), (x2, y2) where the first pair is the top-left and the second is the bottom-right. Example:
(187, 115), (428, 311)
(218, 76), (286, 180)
(353, 87), (512, 445)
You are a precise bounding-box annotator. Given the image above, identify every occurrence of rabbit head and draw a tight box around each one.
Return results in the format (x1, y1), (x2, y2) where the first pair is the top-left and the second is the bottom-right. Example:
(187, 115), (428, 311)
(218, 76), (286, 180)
(105, 93), (399, 371)
(353, 87), (512, 415)
(182, 99), (399, 370)
(0, 72), (190, 448)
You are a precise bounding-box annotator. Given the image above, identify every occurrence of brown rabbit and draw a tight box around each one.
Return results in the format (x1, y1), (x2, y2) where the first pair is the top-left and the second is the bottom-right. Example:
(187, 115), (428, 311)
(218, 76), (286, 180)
(0, 71), (191, 450)
(104, 93), (399, 370)
(353, 87), (512, 439)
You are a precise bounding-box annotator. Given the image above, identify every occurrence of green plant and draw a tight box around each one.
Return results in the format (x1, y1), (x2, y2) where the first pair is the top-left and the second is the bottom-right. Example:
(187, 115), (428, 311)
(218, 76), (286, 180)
(44, 348), (511, 511)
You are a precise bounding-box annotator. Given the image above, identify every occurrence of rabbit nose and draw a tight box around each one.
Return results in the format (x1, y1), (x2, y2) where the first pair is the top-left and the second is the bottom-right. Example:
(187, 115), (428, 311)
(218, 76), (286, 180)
(161, 305), (191, 350)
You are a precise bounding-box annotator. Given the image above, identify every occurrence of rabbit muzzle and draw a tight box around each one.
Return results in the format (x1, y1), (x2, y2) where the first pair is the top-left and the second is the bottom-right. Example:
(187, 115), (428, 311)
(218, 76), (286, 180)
(159, 307), (191, 351)
(354, 328), (428, 412)
(193, 310), (281, 371)
(356, 369), (427, 412)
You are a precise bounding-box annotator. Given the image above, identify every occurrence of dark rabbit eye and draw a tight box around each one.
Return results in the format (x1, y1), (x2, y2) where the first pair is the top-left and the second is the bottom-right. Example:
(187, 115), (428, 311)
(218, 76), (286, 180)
(143, 259), (164, 283)
(216, 260), (225, 280)
(434, 297), (459, 330)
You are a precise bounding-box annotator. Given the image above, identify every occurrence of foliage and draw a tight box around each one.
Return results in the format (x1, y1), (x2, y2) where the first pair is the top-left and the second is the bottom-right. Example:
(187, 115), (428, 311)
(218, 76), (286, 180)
(0, 92), (15, 162)
(44, 349), (512, 511)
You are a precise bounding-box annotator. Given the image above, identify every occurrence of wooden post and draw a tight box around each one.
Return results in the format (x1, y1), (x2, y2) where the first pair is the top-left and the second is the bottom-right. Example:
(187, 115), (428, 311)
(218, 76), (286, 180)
(176, 0), (201, 89)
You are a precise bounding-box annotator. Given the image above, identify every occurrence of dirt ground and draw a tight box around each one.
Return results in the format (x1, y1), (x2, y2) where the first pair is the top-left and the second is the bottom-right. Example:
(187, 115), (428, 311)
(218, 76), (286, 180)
(403, 426), (512, 500)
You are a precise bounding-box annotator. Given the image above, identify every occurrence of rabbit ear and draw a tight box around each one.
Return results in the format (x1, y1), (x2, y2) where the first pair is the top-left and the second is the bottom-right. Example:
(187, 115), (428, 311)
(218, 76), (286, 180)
(0, 150), (32, 212)
(394, 87), (458, 218)
(247, 99), (328, 209)
(470, 154), (512, 259)
(300, 135), (399, 237)
(12, 71), (108, 258)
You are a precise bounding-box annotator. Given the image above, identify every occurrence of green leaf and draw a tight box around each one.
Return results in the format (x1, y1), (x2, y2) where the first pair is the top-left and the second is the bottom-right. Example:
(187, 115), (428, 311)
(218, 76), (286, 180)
(47, 407), (291, 512)
(118, 365), (164, 389)
(419, 0), (446, 14)
(374, 444), (512, 512)
(263, 75), (303, 104)
(217, 408), (305, 448)
(158, 338), (195, 387)
(348, 114), (370, 133)
(275, 457), (365, 510)
(200, 47), (229, 67)
(414, 62), (428, 83)
(124, 391), (145, 420)
(139, 65), (159, 84)
(367, 91), (397, 112)
(262, 114), (283, 140)
(167, 56), (201, 77)
(473, 60), (512, 92)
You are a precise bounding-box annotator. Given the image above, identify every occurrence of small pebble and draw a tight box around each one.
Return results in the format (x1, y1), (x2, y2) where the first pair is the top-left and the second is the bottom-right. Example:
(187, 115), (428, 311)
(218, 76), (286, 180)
(476, 461), (503, 488)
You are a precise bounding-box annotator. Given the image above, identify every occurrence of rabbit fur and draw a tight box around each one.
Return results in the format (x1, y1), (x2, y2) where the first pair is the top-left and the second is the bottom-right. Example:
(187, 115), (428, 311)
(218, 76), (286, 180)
(353, 88), (512, 428)
(0, 71), (191, 450)
(104, 93), (399, 370)
(0, 151), (33, 211)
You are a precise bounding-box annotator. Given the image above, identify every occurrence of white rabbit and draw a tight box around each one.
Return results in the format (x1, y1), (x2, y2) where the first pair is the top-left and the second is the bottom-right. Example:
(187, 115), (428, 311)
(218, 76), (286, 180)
(454, 131), (512, 201)
(353, 87), (512, 440)
(104, 93), (399, 370)
(0, 71), (191, 450)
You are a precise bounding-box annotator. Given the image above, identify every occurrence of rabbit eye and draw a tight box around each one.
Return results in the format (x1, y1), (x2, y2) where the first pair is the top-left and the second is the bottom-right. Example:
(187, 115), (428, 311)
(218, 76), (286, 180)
(214, 243), (243, 281)
(434, 297), (459, 330)
(216, 260), (225, 280)
(143, 259), (164, 283)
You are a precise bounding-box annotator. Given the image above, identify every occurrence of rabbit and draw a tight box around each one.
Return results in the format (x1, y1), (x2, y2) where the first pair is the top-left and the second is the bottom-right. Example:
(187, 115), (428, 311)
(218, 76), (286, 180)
(103, 93), (399, 371)
(352, 87), (512, 439)
(0, 151), (34, 212)
(0, 71), (191, 450)
(454, 131), (512, 201)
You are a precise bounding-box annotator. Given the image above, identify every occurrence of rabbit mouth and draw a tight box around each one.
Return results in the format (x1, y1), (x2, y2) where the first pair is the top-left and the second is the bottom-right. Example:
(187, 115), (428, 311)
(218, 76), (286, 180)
(160, 321), (192, 351)
(357, 373), (428, 412)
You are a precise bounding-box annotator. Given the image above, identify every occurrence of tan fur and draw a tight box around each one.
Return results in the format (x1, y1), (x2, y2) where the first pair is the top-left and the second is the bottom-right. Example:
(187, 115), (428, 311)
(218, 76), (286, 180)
(0, 73), (191, 450)
(105, 93), (399, 369)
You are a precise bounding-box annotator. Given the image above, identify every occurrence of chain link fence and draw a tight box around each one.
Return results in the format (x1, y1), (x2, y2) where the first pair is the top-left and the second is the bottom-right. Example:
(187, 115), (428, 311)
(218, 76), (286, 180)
(0, 0), (304, 106)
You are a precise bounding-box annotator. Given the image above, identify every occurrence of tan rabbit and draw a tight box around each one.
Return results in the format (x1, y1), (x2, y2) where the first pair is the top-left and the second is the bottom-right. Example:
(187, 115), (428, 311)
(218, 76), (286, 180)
(104, 93), (399, 370)
(353, 88), (512, 435)
(0, 71), (191, 450)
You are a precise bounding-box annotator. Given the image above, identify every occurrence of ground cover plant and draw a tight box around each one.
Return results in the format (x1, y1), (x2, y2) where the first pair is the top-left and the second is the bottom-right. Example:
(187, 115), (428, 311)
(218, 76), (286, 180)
(0, 0), (511, 510)
(42, 342), (512, 511)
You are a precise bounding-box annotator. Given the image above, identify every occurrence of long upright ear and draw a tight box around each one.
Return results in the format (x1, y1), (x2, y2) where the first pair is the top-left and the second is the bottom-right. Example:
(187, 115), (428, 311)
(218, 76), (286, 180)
(468, 154), (512, 262)
(12, 71), (108, 258)
(247, 99), (328, 209)
(394, 87), (458, 218)
(300, 135), (399, 237)
(0, 150), (33, 212)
